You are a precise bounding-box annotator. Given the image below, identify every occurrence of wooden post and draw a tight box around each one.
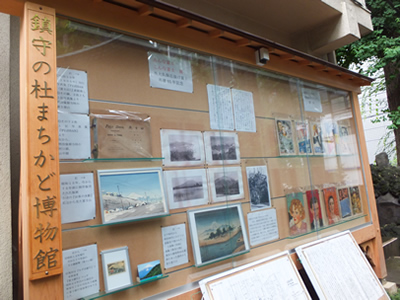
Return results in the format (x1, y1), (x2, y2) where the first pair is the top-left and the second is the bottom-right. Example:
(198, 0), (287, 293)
(20, 2), (63, 298)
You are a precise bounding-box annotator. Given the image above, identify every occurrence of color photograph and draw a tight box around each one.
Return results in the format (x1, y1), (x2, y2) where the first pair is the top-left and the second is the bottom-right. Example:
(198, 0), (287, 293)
(98, 168), (169, 224)
(338, 187), (352, 218)
(276, 118), (295, 155)
(294, 120), (312, 155)
(246, 165), (271, 211)
(306, 190), (324, 230)
(164, 169), (209, 210)
(187, 204), (249, 266)
(208, 167), (244, 202)
(322, 187), (341, 225)
(350, 186), (362, 215)
(204, 131), (240, 165)
(137, 260), (162, 282)
(161, 129), (205, 167)
(311, 121), (324, 154)
(286, 192), (308, 236)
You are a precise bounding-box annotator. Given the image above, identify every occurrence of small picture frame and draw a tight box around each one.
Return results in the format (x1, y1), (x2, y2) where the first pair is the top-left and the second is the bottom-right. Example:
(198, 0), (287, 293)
(276, 118), (295, 155)
(294, 120), (312, 155)
(349, 186), (363, 215)
(163, 169), (209, 210)
(203, 131), (240, 165)
(322, 187), (341, 225)
(310, 121), (324, 154)
(286, 192), (308, 236)
(321, 119), (337, 156)
(137, 260), (163, 282)
(160, 129), (205, 167)
(337, 122), (353, 155)
(306, 190), (324, 230)
(246, 165), (271, 211)
(97, 168), (169, 224)
(338, 187), (352, 218)
(208, 166), (244, 202)
(100, 246), (133, 293)
(187, 204), (250, 267)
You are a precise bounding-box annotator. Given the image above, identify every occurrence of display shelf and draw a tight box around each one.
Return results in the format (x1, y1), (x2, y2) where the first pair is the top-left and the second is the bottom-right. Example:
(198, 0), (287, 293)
(196, 250), (251, 268)
(81, 275), (169, 300)
(83, 157), (164, 162)
(285, 214), (368, 239)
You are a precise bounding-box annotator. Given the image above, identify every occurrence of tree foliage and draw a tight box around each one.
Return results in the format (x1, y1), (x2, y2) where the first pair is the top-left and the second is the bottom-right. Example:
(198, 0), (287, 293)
(336, 0), (400, 75)
(336, 0), (400, 164)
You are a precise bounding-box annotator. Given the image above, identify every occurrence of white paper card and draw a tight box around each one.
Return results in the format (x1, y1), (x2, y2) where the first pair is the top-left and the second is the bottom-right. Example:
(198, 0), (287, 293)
(232, 89), (256, 132)
(296, 232), (388, 300)
(162, 224), (189, 269)
(207, 84), (234, 131)
(302, 87), (322, 113)
(57, 67), (89, 114)
(60, 173), (96, 224)
(199, 252), (310, 300)
(63, 244), (99, 300)
(148, 52), (193, 93)
(58, 112), (91, 160)
(248, 208), (279, 246)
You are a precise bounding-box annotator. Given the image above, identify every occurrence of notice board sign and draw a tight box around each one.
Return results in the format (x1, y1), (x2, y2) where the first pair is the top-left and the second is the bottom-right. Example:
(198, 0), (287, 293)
(295, 231), (389, 300)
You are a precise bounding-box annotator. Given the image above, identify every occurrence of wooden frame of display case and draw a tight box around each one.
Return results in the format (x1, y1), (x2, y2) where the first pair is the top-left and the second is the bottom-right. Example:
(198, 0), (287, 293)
(3, 1), (385, 299)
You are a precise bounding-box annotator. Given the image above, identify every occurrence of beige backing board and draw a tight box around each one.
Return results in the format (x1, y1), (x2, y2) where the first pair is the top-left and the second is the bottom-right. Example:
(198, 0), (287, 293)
(57, 19), (373, 300)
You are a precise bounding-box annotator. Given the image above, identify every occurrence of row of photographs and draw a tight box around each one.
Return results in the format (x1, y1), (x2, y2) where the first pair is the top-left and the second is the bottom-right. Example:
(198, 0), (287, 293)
(276, 118), (355, 156)
(97, 166), (270, 224)
(161, 129), (240, 167)
(287, 186), (363, 237)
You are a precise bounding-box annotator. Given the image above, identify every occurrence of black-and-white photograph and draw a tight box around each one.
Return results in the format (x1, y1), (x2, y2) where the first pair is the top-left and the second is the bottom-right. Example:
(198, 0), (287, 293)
(204, 131), (240, 165)
(161, 129), (205, 167)
(164, 169), (209, 209)
(246, 165), (272, 211)
(208, 167), (244, 202)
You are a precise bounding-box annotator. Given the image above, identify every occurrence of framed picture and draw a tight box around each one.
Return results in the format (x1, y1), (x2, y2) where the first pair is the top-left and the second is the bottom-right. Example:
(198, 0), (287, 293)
(164, 169), (209, 210)
(306, 190), (324, 230)
(310, 121), (324, 154)
(275, 118), (295, 155)
(337, 121), (354, 155)
(350, 186), (363, 215)
(100, 246), (133, 292)
(208, 166), (244, 202)
(286, 192), (308, 236)
(321, 119), (337, 156)
(203, 131), (240, 165)
(246, 165), (271, 211)
(322, 187), (341, 225)
(97, 168), (169, 224)
(137, 260), (163, 282)
(294, 120), (312, 155)
(160, 129), (205, 167)
(338, 187), (352, 218)
(187, 204), (250, 267)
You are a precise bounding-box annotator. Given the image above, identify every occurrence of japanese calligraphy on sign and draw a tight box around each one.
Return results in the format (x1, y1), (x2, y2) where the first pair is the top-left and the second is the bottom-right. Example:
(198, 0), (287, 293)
(161, 224), (189, 269)
(148, 52), (193, 93)
(24, 5), (63, 280)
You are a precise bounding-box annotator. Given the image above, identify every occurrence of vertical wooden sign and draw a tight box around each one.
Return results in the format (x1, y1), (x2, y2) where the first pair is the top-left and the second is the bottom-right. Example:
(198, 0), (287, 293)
(20, 2), (62, 282)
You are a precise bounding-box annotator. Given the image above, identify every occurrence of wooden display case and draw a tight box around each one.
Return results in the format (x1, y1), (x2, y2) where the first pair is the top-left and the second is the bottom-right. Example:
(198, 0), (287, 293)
(13, 1), (385, 299)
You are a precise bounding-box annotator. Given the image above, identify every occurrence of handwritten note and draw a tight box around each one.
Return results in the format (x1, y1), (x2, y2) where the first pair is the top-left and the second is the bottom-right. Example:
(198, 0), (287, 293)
(201, 253), (310, 300)
(232, 89), (256, 132)
(60, 173), (96, 224)
(302, 87), (322, 113)
(296, 232), (387, 300)
(162, 224), (188, 269)
(207, 84), (234, 131)
(63, 244), (99, 300)
(248, 208), (279, 246)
